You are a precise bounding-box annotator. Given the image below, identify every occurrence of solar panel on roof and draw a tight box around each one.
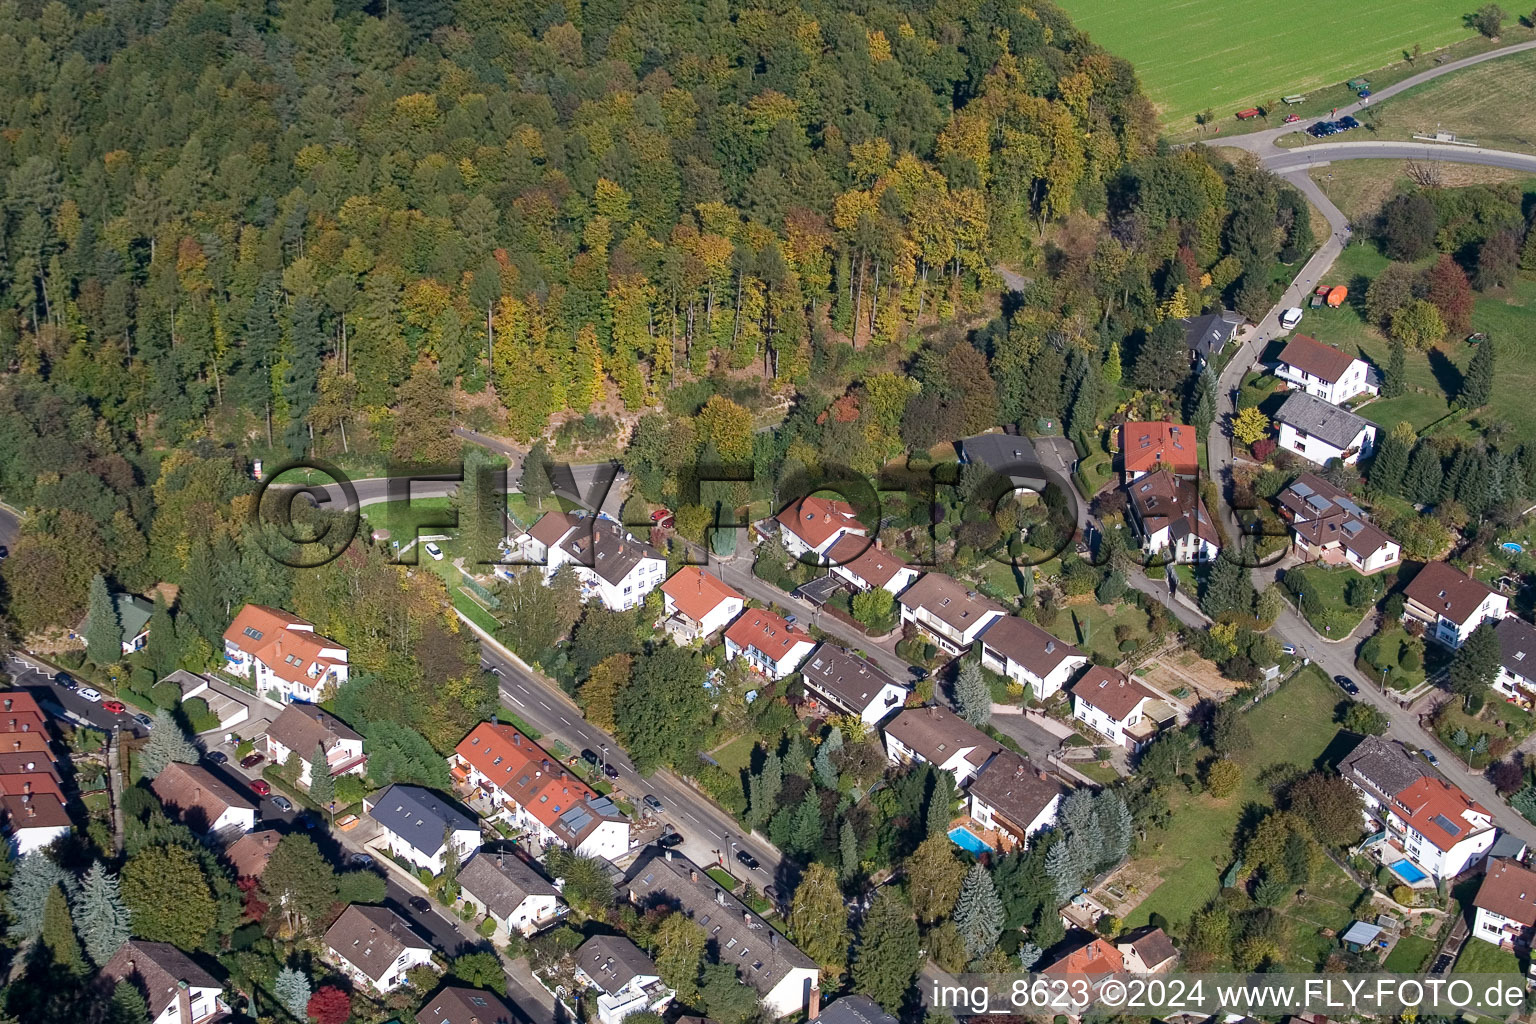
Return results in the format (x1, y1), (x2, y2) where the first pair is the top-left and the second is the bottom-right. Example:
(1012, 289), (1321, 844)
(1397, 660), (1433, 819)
(1290, 481), (1314, 497)
(1431, 813), (1462, 837)
(1342, 521), (1364, 535)
(1306, 494), (1332, 512)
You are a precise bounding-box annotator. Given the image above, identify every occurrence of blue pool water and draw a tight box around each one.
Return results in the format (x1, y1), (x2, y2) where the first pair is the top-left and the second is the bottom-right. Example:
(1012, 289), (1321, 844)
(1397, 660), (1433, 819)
(948, 826), (995, 855)
(1503, 542), (1525, 554)
(1389, 858), (1429, 884)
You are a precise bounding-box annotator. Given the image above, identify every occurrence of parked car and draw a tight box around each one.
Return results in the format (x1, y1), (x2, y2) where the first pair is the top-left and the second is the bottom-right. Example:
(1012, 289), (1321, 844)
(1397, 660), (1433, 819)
(657, 831), (684, 849)
(271, 795), (293, 812)
(1281, 644), (1297, 656)
(78, 687), (102, 703)
(250, 779), (271, 796)
(133, 713), (153, 729)
(240, 752), (266, 769)
(408, 896), (432, 913)
(1333, 674), (1360, 696)
(102, 699), (126, 715)
(1279, 307), (1304, 329)
(424, 541), (444, 560)
(1338, 115), (1360, 130)
(908, 666), (929, 681)
(1424, 750), (1440, 767)
(581, 749), (600, 767)
(350, 853), (374, 868)
(764, 885), (782, 907)
(1284, 113), (1301, 123)
(204, 751), (229, 765)
(54, 672), (76, 690)
(643, 794), (664, 814)
(602, 763), (619, 780)
(0, 544), (8, 559)
(736, 849), (761, 870)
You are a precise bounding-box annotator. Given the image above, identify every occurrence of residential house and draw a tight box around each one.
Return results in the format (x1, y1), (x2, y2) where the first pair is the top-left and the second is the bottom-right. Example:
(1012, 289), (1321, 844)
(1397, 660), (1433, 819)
(323, 904), (435, 994)
(882, 705), (1002, 785)
(113, 593), (155, 654)
(1385, 776), (1498, 881)
(623, 849), (821, 1018)
(1275, 335), (1379, 404)
(1041, 937), (1125, 989)
(150, 762), (257, 838)
(1339, 735), (1429, 823)
(1118, 422), (1199, 482)
(0, 692), (48, 735)
(224, 829), (281, 880)
(0, 732), (58, 778)
(1474, 858), (1536, 949)
(1179, 310), (1243, 368)
(897, 573), (1007, 655)
(799, 645), (910, 726)
(457, 849), (564, 938)
(1071, 667), (1171, 752)
(661, 567), (745, 643)
(1274, 391), (1377, 466)
(1127, 472), (1219, 564)
(363, 784), (480, 876)
(724, 608), (817, 680)
(100, 939), (226, 1024)
(966, 749), (1064, 848)
(1116, 927), (1179, 974)
(957, 433), (1050, 492)
(1403, 562), (1509, 649)
(0, 790), (71, 854)
(1494, 616), (1536, 703)
(452, 722), (630, 861)
(419, 986), (520, 1024)
(222, 604), (350, 703)
(824, 534), (919, 596)
(263, 703), (367, 788)
(977, 615), (1087, 701)
(774, 495), (867, 562)
(513, 512), (667, 612)
(574, 935), (676, 1024)
(817, 995), (899, 1024)
(1276, 474), (1400, 574)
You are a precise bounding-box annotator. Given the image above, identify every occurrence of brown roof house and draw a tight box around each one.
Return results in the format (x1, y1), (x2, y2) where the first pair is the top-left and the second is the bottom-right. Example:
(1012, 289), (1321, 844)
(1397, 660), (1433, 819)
(1403, 561), (1509, 649)
(1277, 474), (1399, 575)
(1116, 926), (1179, 973)
(824, 534), (919, 596)
(151, 761), (257, 839)
(224, 829), (282, 880)
(99, 939), (226, 1024)
(977, 615), (1088, 701)
(263, 703), (366, 789)
(323, 904), (436, 994)
(882, 705), (1001, 786)
(1127, 472), (1218, 565)
(660, 567), (745, 643)
(1275, 335), (1378, 405)
(458, 849), (565, 938)
(574, 934), (676, 1024)
(419, 985), (520, 1024)
(1473, 859), (1536, 950)
(1070, 667), (1174, 752)
(966, 749), (1065, 849)
(897, 573), (1006, 655)
(799, 645), (909, 726)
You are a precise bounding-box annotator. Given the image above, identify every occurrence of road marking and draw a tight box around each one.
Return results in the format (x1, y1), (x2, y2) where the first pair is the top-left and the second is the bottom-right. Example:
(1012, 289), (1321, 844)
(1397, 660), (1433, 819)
(503, 692), (524, 707)
(680, 810), (699, 823)
(538, 700), (552, 710)
(560, 716), (572, 726)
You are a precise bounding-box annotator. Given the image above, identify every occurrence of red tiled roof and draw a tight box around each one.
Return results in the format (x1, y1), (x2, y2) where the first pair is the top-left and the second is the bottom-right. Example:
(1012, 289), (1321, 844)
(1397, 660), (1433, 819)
(0, 792), (70, 829)
(1071, 666), (1156, 721)
(724, 609), (815, 663)
(1041, 937), (1125, 980)
(1279, 335), (1358, 384)
(825, 533), (912, 589)
(1393, 776), (1493, 852)
(775, 495), (865, 550)
(226, 829), (282, 879)
(0, 692), (48, 734)
(455, 723), (596, 831)
(1403, 562), (1499, 627)
(528, 511), (579, 548)
(1475, 858), (1536, 927)
(661, 567), (742, 624)
(1120, 422), (1198, 475)
(224, 604), (346, 691)
(0, 772), (65, 803)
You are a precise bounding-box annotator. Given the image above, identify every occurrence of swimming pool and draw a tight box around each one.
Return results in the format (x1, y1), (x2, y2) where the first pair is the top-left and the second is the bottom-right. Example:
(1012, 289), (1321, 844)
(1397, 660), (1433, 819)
(1389, 858), (1429, 884)
(948, 826), (994, 855)
(1503, 542), (1525, 554)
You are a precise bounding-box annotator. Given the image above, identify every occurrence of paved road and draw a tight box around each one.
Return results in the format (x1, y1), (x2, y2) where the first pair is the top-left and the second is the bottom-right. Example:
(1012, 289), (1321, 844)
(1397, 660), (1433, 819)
(1264, 140), (1536, 175)
(0, 504), (17, 550)
(1218, 39), (1536, 153)
(478, 643), (788, 893)
(6, 655), (151, 739)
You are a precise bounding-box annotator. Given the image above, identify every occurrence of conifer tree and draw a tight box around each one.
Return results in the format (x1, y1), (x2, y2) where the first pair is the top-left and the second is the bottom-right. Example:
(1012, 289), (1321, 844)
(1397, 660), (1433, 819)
(144, 593), (179, 679)
(41, 884), (83, 971)
(1382, 339), (1406, 398)
(852, 889), (922, 1012)
(1460, 335), (1495, 409)
(839, 818), (860, 880)
(953, 863), (1004, 961)
(85, 574), (122, 667)
(274, 967), (311, 1021)
(7, 853), (69, 941)
(139, 709), (200, 778)
(954, 660), (991, 727)
(71, 861), (132, 967)
(308, 742), (335, 808)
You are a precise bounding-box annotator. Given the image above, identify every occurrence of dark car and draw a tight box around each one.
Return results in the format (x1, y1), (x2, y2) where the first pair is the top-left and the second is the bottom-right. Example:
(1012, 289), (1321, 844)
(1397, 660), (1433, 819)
(1334, 674), (1361, 696)
(908, 666), (929, 681)
(204, 751), (229, 765)
(602, 763), (619, 780)
(240, 752), (266, 769)
(408, 895), (432, 913)
(657, 831), (684, 849)
(0, 545), (8, 559)
(736, 849), (761, 870)
(54, 672), (77, 690)
(1338, 115), (1360, 130)
(1308, 122), (1328, 137)
(581, 749), (600, 767)
(763, 885), (782, 906)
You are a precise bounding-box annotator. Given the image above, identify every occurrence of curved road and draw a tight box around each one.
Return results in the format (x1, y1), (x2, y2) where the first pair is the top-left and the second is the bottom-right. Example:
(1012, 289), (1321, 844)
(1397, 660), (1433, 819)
(1265, 140), (1536, 174)
(1220, 38), (1536, 152)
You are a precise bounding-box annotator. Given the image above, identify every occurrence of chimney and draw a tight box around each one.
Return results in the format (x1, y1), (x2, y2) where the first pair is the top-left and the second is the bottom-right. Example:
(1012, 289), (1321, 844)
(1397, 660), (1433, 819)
(743, 910), (752, 924)
(1045, 641), (1055, 653)
(2, 699), (10, 711)
(689, 868), (698, 883)
(715, 889), (727, 905)
(665, 849), (674, 862)
(808, 985), (821, 1020)
(177, 979), (192, 1024)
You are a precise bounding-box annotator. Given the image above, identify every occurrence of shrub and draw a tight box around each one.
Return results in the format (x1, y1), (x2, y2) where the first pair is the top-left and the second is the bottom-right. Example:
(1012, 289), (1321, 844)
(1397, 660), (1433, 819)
(478, 916), (497, 937)
(1251, 438), (1276, 462)
(1206, 759), (1242, 798)
(149, 681), (180, 709)
(1392, 885), (1417, 907)
(182, 697), (219, 735)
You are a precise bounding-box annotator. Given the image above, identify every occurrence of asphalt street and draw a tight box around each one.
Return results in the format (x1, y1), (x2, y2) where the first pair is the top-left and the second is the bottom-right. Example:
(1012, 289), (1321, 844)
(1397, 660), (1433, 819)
(0, 504), (16, 550)
(1264, 141), (1536, 176)
(5, 655), (151, 739)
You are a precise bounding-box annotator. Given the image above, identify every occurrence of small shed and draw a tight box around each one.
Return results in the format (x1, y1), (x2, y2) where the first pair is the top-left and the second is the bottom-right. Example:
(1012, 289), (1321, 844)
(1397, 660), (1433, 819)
(1341, 921), (1383, 953)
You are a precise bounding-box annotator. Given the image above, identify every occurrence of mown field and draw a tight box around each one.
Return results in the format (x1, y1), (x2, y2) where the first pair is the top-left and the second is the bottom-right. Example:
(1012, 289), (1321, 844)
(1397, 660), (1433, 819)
(1055, 0), (1473, 127)
(1363, 48), (1536, 153)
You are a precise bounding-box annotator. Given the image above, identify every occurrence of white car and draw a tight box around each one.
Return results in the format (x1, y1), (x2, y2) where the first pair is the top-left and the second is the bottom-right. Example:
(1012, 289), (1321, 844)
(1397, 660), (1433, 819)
(78, 687), (102, 702)
(424, 542), (444, 560)
(1279, 307), (1303, 329)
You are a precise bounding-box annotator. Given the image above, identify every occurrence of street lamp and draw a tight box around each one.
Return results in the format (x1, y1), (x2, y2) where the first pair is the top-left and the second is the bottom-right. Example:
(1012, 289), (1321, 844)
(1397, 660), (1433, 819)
(599, 743), (608, 775)
(726, 835), (738, 879)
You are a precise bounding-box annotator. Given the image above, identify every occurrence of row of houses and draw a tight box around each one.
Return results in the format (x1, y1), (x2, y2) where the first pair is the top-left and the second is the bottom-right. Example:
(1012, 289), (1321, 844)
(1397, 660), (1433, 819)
(0, 692), (74, 854)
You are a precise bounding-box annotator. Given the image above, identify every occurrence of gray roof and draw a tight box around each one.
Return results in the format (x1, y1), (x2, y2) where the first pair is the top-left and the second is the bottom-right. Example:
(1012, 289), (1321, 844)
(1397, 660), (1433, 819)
(1275, 391), (1376, 449)
(800, 645), (908, 717)
(324, 904), (432, 982)
(1341, 921), (1383, 946)
(817, 996), (900, 1024)
(419, 985), (518, 1024)
(625, 850), (817, 997)
(576, 934), (658, 994)
(365, 784), (477, 858)
(978, 614), (1084, 680)
(458, 850), (560, 922)
(1497, 616), (1536, 682)
(966, 749), (1065, 835)
(558, 515), (663, 586)
(957, 433), (1048, 489)
(266, 703), (362, 756)
(1179, 311), (1241, 360)
(1339, 736), (1428, 804)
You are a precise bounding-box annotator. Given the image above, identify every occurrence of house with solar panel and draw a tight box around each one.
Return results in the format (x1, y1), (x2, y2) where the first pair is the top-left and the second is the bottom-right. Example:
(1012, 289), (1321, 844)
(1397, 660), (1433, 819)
(362, 784), (481, 875)
(1276, 473), (1400, 574)
(1494, 617), (1536, 705)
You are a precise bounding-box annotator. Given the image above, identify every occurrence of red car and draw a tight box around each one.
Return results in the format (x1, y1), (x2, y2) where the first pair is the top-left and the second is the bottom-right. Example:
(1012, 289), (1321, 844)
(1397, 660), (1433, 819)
(250, 779), (271, 797)
(102, 699), (126, 714)
(1284, 114), (1301, 123)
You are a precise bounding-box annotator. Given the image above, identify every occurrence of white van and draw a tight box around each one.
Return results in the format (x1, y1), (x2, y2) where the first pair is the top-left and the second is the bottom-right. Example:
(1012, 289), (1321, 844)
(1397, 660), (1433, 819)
(1279, 307), (1303, 329)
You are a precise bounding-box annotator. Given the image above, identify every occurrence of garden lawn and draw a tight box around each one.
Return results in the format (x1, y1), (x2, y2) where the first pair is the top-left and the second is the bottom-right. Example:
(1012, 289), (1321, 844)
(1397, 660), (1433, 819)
(1383, 934), (1435, 973)
(1123, 667), (1355, 960)
(1044, 601), (1149, 666)
(1454, 937), (1522, 977)
(1053, 0), (1481, 127)
(1282, 565), (1370, 638)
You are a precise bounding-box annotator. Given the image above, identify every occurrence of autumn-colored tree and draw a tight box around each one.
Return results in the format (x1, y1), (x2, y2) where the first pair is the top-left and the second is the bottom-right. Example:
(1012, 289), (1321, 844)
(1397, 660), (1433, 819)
(1425, 254), (1474, 337)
